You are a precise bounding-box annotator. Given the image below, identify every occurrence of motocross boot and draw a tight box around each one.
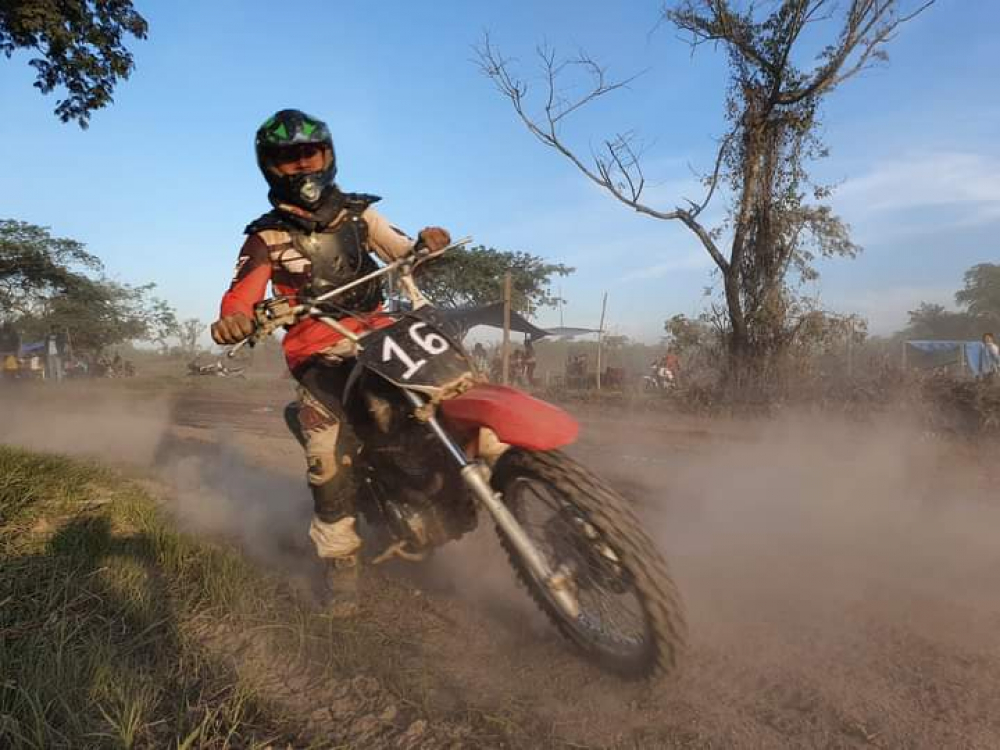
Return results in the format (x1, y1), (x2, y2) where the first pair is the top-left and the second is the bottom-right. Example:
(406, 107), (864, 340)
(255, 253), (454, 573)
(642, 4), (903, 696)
(309, 498), (363, 617)
(323, 552), (361, 617)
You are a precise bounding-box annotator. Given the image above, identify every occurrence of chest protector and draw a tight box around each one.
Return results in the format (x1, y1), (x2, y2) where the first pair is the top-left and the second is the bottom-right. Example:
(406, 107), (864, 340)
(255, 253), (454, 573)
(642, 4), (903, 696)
(292, 210), (383, 311)
(247, 194), (385, 313)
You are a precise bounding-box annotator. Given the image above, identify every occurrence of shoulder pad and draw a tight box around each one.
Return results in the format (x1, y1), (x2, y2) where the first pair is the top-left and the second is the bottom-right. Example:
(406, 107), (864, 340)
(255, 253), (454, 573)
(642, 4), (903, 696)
(342, 193), (382, 213)
(243, 210), (292, 235)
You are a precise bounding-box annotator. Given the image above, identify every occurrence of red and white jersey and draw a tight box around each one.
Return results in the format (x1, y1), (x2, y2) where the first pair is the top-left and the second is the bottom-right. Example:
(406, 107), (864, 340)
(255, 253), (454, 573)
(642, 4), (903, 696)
(220, 205), (414, 371)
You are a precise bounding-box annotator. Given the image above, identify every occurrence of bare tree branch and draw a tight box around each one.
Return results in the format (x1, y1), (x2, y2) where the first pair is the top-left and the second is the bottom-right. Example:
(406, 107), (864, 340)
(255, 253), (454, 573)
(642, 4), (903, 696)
(777, 0), (935, 105)
(475, 32), (730, 272)
(687, 130), (735, 219)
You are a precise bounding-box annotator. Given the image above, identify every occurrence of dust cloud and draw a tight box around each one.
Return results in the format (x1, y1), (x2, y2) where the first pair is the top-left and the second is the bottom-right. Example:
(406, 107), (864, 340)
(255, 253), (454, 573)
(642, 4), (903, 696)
(388, 411), (1000, 747)
(3, 384), (1000, 745)
(0, 386), (312, 578)
(571, 412), (1000, 746)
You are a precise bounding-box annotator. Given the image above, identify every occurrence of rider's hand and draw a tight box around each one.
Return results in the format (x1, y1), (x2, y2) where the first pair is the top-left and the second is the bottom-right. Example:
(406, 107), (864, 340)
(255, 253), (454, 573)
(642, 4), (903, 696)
(417, 227), (451, 253)
(210, 313), (255, 345)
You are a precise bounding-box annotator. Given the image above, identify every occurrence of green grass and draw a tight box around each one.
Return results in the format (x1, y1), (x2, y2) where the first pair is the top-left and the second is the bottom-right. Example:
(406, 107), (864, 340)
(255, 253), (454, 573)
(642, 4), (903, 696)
(0, 447), (299, 749)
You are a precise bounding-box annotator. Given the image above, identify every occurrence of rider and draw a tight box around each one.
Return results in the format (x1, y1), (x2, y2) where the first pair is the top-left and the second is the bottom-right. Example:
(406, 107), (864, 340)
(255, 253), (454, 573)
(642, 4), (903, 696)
(210, 109), (451, 612)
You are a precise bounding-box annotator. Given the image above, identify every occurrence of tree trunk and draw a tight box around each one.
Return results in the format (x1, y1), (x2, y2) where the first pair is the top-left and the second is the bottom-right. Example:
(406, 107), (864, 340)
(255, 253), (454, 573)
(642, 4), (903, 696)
(723, 264), (751, 383)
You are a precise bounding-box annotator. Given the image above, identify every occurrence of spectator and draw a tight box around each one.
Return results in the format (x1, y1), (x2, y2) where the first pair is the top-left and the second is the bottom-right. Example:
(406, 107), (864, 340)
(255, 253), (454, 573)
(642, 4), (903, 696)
(489, 353), (503, 382)
(523, 338), (537, 386)
(471, 342), (489, 373)
(982, 332), (1000, 381)
(664, 351), (680, 379)
(566, 352), (588, 389)
(28, 355), (44, 380)
(45, 326), (65, 381)
(511, 348), (526, 386)
(3, 352), (19, 381)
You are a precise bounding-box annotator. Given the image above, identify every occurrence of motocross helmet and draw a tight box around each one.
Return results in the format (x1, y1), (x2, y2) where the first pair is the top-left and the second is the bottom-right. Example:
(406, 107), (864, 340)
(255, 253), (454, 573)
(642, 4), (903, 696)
(255, 109), (336, 210)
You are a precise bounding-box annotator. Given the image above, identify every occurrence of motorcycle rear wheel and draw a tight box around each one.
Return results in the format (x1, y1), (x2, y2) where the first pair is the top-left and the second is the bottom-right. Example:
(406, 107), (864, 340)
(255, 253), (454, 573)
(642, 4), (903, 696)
(491, 449), (686, 678)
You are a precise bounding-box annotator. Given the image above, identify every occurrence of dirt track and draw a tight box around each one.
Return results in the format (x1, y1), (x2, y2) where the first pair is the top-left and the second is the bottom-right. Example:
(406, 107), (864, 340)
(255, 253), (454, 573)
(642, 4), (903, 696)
(4, 378), (1000, 748)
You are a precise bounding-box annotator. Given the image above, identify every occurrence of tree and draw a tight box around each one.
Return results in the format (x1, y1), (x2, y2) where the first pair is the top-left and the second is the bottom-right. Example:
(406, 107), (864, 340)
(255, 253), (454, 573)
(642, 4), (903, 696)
(901, 302), (977, 341)
(0, 219), (103, 316)
(663, 314), (715, 355)
(25, 277), (178, 353)
(955, 263), (1000, 327)
(418, 244), (573, 316)
(1, 219), (178, 352)
(478, 0), (932, 382)
(177, 317), (205, 355)
(1, 0), (148, 127)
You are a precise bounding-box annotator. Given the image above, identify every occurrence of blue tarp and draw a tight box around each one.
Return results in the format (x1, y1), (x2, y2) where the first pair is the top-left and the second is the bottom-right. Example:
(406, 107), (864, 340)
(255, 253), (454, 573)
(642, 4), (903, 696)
(18, 341), (46, 355)
(906, 340), (997, 377)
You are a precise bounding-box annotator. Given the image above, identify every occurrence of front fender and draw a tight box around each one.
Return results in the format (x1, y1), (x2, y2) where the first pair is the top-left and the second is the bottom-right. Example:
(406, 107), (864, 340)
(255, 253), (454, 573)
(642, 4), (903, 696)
(438, 384), (579, 451)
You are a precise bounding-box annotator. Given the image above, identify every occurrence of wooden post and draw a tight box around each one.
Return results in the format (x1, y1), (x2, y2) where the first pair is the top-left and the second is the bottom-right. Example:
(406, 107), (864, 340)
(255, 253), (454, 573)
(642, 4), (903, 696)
(502, 272), (512, 385)
(595, 291), (608, 391)
(846, 319), (854, 379)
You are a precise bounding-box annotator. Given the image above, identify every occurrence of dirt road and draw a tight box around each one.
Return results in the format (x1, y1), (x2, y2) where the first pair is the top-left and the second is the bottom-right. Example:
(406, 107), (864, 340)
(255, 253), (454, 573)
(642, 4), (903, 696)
(3, 378), (1000, 748)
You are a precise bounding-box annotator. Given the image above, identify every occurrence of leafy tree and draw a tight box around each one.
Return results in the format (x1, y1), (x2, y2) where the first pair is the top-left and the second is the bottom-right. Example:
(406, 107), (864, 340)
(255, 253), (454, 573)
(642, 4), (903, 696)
(1, 0), (148, 127)
(897, 263), (1000, 342)
(1, 219), (178, 352)
(955, 263), (1000, 326)
(479, 0), (933, 380)
(0, 219), (101, 314)
(901, 302), (977, 341)
(177, 317), (205, 355)
(20, 278), (177, 353)
(663, 314), (715, 355)
(418, 244), (573, 316)
(788, 309), (867, 369)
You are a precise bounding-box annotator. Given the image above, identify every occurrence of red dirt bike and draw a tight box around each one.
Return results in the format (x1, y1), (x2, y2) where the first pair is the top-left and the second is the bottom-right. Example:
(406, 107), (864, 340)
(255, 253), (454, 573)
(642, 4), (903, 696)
(229, 239), (687, 678)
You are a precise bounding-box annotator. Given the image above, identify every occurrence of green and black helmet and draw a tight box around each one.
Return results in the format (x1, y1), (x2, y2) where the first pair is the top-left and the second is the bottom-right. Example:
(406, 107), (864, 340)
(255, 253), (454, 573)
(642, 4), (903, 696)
(255, 109), (336, 210)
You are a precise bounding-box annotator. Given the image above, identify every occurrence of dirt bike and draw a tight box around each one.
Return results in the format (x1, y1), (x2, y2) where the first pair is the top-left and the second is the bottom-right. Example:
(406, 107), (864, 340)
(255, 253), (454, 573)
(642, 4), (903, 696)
(228, 239), (687, 678)
(642, 365), (676, 393)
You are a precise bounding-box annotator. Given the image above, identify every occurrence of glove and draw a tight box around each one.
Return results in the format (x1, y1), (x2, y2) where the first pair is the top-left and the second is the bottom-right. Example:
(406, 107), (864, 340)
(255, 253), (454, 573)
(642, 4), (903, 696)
(210, 313), (255, 345)
(416, 227), (451, 252)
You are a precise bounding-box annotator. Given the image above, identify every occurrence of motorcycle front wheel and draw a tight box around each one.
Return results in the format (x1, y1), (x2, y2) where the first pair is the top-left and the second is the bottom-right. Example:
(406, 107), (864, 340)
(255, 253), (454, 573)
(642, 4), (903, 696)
(491, 449), (687, 679)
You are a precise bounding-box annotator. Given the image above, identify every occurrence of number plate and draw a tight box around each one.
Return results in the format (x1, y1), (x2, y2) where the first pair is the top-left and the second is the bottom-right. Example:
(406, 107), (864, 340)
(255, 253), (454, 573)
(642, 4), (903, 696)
(359, 315), (472, 388)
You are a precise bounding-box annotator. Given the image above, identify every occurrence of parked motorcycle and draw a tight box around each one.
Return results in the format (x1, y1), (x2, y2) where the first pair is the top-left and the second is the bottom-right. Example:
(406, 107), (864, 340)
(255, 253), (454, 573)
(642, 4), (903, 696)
(187, 360), (246, 378)
(229, 239), (686, 678)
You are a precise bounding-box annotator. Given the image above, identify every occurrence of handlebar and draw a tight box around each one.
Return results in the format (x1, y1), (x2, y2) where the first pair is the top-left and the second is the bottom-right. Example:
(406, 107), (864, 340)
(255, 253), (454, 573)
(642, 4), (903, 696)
(226, 235), (472, 358)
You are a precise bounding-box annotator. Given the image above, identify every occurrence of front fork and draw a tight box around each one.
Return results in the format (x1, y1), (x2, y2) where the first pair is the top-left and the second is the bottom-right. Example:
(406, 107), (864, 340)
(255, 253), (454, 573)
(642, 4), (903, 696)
(403, 391), (580, 619)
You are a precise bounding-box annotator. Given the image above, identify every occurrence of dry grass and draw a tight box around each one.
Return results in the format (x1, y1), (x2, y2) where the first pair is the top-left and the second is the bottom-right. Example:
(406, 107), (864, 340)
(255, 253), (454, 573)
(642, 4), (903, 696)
(0, 447), (557, 749)
(0, 447), (303, 748)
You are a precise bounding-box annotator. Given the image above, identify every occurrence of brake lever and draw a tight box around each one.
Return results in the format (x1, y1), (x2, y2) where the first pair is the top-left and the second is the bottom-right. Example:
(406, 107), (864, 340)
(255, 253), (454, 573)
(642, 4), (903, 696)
(228, 322), (274, 357)
(409, 236), (472, 271)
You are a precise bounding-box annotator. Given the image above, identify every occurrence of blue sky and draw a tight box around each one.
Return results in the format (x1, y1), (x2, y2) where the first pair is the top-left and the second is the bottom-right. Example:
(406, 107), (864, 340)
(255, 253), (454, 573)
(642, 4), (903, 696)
(1, 0), (997, 341)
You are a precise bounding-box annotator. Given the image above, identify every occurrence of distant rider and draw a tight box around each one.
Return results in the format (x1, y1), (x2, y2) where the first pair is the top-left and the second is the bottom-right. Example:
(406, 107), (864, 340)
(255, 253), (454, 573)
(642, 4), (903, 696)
(211, 110), (450, 613)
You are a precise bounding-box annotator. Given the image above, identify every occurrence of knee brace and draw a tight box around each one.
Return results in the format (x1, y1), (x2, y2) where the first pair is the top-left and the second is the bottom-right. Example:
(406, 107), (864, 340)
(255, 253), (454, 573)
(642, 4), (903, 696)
(311, 472), (356, 523)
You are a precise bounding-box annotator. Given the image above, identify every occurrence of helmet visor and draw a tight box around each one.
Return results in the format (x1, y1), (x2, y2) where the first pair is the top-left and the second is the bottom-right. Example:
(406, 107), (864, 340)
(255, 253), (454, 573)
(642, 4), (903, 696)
(266, 143), (327, 166)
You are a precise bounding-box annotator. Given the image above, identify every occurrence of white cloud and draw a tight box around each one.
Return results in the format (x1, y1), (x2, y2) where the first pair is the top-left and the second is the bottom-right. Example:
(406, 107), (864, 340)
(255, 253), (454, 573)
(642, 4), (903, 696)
(834, 151), (1000, 233)
(617, 249), (714, 281)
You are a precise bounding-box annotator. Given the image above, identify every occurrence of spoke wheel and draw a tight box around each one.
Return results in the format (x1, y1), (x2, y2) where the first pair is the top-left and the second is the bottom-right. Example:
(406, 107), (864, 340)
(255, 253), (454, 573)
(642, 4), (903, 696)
(492, 449), (687, 679)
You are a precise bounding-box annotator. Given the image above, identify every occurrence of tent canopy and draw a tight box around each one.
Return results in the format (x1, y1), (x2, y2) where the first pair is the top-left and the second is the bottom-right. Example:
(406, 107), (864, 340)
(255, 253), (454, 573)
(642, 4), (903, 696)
(905, 340), (993, 376)
(436, 302), (552, 341)
(543, 326), (602, 339)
